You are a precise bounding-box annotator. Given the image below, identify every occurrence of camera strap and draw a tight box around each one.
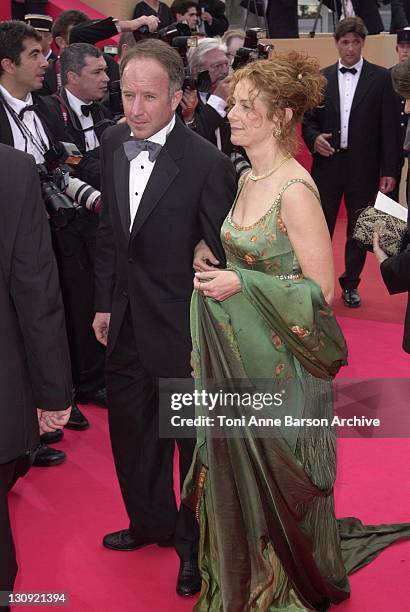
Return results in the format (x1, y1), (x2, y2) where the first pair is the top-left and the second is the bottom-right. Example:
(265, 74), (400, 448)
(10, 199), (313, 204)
(0, 91), (48, 157)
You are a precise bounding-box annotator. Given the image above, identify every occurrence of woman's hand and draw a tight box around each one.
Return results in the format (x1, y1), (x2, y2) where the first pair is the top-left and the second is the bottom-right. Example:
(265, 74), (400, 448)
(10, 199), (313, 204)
(373, 232), (389, 264)
(193, 240), (219, 272)
(194, 270), (241, 301)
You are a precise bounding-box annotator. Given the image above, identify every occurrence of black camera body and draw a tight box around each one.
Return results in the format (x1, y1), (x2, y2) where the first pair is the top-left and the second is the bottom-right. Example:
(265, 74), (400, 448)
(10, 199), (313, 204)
(232, 28), (273, 70)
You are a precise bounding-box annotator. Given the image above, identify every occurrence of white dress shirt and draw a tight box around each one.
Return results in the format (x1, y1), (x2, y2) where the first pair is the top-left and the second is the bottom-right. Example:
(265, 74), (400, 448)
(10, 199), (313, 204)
(199, 91), (227, 151)
(65, 88), (99, 152)
(338, 57), (363, 149)
(129, 115), (176, 230)
(0, 84), (49, 164)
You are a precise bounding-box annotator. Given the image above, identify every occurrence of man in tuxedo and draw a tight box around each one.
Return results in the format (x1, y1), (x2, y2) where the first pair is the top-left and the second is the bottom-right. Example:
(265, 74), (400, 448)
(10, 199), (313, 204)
(40, 43), (116, 421)
(266, 0), (299, 39)
(323, 0), (384, 34)
(302, 17), (399, 308)
(93, 39), (235, 596)
(0, 143), (72, 598)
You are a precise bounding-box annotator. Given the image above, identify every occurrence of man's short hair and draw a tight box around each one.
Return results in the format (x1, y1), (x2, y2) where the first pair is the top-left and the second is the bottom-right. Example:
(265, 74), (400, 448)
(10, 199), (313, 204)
(392, 57), (410, 99)
(187, 37), (227, 75)
(334, 16), (368, 41)
(51, 10), (89, 42)
(120, 39), (184, 94)
(0, 20), (41, 77)
(118, 32), (136, 60)
(171, 0), (199, 20)
(60, 43), (103, 86)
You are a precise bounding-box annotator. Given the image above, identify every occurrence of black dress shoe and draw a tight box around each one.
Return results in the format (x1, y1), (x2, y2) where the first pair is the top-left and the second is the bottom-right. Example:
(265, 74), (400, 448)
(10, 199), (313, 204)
(342, 288), (361, 308)
(40, 429), (64, 445)
(102, 529), (173, 551)
(176, 559), (202, 597)
(77, 387), (107, 408)
(32, 443), (66, 467)
(65, 401), (89, 431)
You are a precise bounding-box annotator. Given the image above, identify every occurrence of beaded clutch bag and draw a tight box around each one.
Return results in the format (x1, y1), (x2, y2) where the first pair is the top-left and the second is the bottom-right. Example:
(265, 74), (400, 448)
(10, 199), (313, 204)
(353, 206), (408, 256)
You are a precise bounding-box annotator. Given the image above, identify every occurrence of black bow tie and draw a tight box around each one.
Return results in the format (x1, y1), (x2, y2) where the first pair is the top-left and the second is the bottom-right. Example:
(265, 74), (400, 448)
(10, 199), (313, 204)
(340, 66), (357, 75)
(81, 102), (98, 117)
(18, 104), (38, 120)
(123, 139), (162, 163)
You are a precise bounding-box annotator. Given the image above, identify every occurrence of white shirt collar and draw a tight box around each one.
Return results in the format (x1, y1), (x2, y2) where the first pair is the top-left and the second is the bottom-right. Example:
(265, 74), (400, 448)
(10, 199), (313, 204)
(129, 114), (176, 146)
(65, 88), (93, 118)
(338, 57), (364, 73)
(0, 83), (32, 113)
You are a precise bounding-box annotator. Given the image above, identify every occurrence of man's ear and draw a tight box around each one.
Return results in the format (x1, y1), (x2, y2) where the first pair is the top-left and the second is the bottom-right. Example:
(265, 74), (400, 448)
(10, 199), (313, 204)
(0, 57), (15, 75)
(54, 36), (65, 50)
(171, 89), (184, 111)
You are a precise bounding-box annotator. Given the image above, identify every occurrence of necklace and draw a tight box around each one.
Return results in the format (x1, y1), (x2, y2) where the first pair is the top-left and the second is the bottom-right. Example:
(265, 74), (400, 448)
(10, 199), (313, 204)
(249, 153), (292, 181)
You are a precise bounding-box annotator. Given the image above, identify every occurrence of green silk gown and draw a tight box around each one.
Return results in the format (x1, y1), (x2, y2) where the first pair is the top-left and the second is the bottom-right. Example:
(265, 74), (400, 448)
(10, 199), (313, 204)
(183, 178), (410, 611)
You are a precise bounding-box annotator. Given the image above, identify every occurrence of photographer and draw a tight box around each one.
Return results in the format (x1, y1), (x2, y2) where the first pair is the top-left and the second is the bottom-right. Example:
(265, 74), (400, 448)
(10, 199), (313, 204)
(183, 37), (249, 177)
(39, 10), (159, 96)
(171, 0), (200, 32)
(197, 0), (229, 37)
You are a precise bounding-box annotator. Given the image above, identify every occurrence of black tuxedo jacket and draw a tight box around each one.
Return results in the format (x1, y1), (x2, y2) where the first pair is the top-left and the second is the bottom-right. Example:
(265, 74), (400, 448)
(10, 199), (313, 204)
(40, 89), (114, 190)
(0, 144), (72, 464)
(195, 97), (232, 154)
(198, 0), (229, 36)
(302, 60), (399, 195)
(94, 117), (236, 377)
(323, 0), (384, 34)
(266, 0), (299, 39)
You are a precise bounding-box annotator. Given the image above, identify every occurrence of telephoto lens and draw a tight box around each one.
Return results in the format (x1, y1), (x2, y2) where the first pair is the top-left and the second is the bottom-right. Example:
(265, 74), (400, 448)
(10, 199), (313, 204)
(65, 177), (102, 213)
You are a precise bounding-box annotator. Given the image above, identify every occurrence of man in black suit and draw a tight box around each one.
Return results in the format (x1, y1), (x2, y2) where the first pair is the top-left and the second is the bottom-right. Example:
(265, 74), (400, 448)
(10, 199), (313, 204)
(93, 39), (235, 596)
(323, 0), (384, 34)
(0, 143), (72, 597)
(40, 43), (116, 421)
(266, 0), (299, 39)
(389, 0), (410, 32)
(302, 17), (399, 308)
(197, 0), (229, 36)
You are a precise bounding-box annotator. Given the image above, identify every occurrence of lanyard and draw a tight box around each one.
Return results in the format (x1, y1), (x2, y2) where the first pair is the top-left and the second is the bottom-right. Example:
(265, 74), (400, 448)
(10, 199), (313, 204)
(0, 91), (48, 156)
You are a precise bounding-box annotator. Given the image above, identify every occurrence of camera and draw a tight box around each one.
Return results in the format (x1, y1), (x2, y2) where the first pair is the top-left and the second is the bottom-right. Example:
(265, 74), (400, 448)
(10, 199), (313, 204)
(38, 142), (101, 227)
(232, 28), (273, 70)
(134, 21), (191, 43)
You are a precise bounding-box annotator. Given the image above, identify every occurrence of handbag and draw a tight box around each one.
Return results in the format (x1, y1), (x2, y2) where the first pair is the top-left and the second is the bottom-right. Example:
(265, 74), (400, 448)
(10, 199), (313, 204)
(353, 206), (408, 256)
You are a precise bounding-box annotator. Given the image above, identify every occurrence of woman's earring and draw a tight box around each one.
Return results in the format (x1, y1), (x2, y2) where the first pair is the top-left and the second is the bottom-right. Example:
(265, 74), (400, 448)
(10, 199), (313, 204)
(273, 126), (281, 138)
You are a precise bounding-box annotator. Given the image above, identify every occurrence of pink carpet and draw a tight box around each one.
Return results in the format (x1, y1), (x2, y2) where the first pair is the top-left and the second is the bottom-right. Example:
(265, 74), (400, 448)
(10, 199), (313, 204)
(9, 220), (410, 611)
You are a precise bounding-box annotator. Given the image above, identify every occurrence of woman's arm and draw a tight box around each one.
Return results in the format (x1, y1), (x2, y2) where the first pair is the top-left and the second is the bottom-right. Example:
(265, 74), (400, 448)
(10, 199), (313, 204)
(281, 182), (335, 305)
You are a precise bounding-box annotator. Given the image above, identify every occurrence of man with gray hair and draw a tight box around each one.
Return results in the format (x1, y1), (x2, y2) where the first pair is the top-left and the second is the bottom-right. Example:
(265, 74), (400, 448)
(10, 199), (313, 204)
(93, 38), (235, 597)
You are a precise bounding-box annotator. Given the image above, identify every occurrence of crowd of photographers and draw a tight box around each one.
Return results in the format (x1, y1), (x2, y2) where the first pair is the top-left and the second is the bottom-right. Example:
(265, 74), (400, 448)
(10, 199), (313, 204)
(0, 6), (266, 468)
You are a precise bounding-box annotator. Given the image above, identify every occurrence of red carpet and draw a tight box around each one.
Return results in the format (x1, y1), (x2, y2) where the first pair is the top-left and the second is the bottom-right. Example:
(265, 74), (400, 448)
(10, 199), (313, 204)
(9, 220), (410, 611)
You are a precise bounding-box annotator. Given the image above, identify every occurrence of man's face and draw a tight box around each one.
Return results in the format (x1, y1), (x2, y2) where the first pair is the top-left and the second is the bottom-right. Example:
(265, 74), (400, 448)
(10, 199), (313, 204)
(3, 37), (48, 93)
(121, 58), (182, 139)
(68, 55), (109, 102)
(336, 33), (365, 67)
(397, 43), (410, 63)
(199, 49), (229, 86)
(177, 7), (199, 30)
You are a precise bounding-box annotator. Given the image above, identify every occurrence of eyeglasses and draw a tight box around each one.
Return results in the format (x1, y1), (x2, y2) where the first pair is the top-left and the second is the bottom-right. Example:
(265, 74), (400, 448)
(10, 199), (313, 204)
(208, 61), (229, 71)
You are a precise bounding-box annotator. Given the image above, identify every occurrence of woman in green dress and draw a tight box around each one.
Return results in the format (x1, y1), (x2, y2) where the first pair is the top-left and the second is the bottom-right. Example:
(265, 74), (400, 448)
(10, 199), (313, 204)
(183, 52), (410, 611)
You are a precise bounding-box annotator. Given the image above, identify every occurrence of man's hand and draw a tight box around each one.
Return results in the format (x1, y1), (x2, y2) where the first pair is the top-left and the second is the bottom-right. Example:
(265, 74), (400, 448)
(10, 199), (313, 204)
(121, 15), (160, 33)
(373, 232), (389, 264)
(213, 76), (231, 102)
(193, 240), (219, 272)
(201, 11), (213, 25)
(37, 407), (72, 433)
(194, 270), (241, 301)
(313, 133), (335, 157)
(379, 176), (396, 194)
(180, 88), (199, 122)
(93, 312), (111, 346)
